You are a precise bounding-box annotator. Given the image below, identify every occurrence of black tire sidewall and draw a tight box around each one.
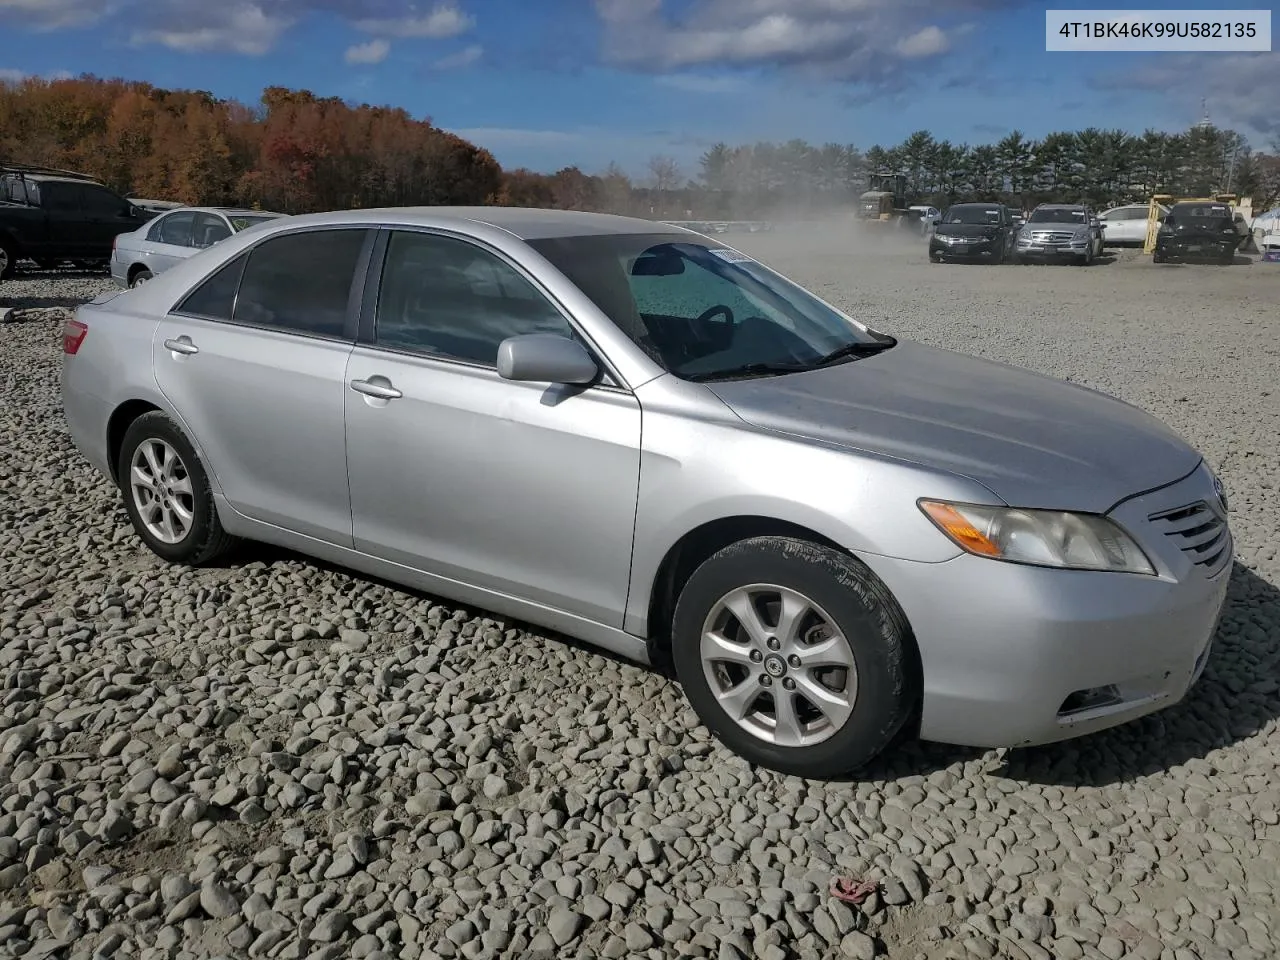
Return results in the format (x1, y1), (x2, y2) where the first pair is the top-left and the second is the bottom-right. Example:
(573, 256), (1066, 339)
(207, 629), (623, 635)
(0, 243), (15, 281)
(117, 412), (220, 564)
(671, 537), (914, 777)
(132, 269), (153, 287)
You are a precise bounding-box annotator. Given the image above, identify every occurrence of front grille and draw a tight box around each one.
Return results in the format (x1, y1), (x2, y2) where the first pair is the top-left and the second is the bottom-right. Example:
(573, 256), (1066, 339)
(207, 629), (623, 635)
(1027, 230), (1077, 244)
(1148, 500), (1232, 577)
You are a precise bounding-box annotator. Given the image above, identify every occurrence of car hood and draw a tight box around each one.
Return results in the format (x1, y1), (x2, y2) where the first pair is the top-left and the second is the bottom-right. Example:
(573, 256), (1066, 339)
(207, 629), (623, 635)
(705, 341), (1201, 513)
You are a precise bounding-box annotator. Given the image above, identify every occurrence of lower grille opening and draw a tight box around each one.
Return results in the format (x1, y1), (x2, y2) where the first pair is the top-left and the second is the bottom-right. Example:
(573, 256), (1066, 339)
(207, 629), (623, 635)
(1058, 685), (1122, 717)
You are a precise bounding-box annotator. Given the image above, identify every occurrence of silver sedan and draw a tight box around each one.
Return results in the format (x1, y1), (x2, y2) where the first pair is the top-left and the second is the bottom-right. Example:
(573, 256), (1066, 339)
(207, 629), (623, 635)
(61, 207), (1231, 778)
(110, 206), (285, 288)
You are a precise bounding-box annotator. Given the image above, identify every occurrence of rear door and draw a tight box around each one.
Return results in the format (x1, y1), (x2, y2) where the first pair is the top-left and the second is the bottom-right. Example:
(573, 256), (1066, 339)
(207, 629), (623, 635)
(153, 226), (374, 545)
(146, 211), (199, 275)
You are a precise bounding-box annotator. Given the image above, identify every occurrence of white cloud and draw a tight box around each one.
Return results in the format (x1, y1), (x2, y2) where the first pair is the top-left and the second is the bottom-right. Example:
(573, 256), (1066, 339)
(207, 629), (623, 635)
(896, 25), (949, 58)
(131, 3), (294, 55)
(592, 0), (1017, 85)
(452, 127), (586, 148)
(1120, 53), (1280, 138)
(0, 0), (113, 30)
(356, 2), (472, 38)
(0, 68), (25, 83)
(345, 38), (390, 64)
(432, 44), (482, 70)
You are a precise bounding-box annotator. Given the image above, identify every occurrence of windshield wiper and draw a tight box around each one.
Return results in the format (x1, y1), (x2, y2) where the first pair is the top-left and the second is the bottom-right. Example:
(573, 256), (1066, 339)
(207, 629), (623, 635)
(683, 361), (812, 382)
(811, 337), (897, 367)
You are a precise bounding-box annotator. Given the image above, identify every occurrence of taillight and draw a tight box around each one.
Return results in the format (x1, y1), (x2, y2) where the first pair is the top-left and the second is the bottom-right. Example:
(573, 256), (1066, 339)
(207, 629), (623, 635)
(63, 318), (88, 355)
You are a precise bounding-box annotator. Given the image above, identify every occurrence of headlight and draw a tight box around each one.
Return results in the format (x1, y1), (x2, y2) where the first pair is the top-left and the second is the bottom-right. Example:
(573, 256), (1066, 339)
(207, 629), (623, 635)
(919, 500), (1156, 575)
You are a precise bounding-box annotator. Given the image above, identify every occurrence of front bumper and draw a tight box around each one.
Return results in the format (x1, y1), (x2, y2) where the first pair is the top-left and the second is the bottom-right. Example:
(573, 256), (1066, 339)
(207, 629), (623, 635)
(1016, 240), (1090, 260)
(861, 463), (1232, 749)
(930, 237), (1001, 259)
(1156, 236), (1238, 259)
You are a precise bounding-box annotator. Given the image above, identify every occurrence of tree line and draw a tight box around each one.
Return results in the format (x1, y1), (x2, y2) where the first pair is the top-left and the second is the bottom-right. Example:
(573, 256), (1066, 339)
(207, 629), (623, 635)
(2, 75), (1277, 220)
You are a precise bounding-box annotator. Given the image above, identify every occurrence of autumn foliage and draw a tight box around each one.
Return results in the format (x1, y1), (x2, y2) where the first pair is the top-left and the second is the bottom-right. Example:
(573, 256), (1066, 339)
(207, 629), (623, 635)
(0, 75), (503, 213)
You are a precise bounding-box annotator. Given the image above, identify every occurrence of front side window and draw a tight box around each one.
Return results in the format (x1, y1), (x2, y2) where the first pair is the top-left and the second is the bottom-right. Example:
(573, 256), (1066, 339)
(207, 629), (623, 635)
(528, 233), (892, 382)
(155, 212), (197, 247)
(233, 229), (368, 338)
(375, 231), (574, 366)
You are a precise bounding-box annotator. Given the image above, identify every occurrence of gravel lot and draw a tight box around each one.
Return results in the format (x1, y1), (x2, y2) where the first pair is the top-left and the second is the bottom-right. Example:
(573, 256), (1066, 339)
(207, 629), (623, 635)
(2, 233), (1279, 960)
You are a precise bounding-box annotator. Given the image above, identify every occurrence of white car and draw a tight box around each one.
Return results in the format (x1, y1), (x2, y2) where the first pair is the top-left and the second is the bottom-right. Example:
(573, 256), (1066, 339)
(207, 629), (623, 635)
(110, 206), (286, 288)
(1098, 203), (1168, 247)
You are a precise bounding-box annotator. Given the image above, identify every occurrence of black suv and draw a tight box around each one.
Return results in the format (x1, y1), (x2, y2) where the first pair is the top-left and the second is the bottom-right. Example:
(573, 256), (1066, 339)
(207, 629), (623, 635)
(929, 203), (1017, 263)
(0, 164), (156, 279)
(1153, 201), (1244, 264)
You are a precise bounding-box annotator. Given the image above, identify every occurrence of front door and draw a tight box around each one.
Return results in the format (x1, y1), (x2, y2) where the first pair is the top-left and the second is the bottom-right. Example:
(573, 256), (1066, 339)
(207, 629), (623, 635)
(152, 226), (372, 545)
(344, 228), (642, 628)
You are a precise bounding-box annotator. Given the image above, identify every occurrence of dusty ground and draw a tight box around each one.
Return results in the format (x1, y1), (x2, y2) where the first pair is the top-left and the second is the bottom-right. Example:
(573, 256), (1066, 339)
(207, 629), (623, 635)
(1, 232), (1278, 960)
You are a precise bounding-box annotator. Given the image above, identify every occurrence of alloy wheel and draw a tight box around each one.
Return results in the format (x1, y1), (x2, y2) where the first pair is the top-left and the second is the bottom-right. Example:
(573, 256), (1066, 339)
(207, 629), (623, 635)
(129, 438), (195, 544)
(699, 583), (858, 747)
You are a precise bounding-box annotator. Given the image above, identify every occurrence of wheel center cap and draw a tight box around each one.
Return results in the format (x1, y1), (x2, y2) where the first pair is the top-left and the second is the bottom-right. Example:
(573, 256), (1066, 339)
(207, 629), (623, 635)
(763, 655), (787, 678)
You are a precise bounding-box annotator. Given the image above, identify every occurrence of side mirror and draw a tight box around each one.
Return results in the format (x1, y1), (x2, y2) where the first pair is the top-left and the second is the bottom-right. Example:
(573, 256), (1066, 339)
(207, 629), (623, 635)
(497, 333), (599, 385)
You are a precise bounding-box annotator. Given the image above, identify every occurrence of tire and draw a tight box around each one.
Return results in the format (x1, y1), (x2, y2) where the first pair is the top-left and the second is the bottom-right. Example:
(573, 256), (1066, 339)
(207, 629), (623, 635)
(0, 241), (15, 281)
(671, 536), (917, 778)
(117, 411), (238, 566)
(1152, 249), (1166, 264)
(130, 268), (153, 288)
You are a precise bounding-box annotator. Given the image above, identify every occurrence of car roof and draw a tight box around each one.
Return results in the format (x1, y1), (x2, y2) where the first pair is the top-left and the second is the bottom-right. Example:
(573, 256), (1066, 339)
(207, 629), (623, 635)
(245, 206), (693, 241)
(5, 173), (106, 186)
(154, 206), (285, 217)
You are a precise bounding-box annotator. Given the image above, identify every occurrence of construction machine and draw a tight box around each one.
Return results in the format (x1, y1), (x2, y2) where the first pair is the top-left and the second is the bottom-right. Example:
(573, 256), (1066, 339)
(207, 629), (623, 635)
(1143, 193), (1255, 254)
(857, 172), (915, 226)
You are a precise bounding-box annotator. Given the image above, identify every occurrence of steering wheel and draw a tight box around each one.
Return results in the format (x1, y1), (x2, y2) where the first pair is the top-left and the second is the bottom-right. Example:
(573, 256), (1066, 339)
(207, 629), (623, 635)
(696, 304), (734, 325)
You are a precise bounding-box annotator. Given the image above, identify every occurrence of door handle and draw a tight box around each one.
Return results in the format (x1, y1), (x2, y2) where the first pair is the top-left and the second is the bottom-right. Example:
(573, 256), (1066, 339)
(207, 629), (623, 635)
(349, 378), (402, 400)
(163, 337), (199, 356)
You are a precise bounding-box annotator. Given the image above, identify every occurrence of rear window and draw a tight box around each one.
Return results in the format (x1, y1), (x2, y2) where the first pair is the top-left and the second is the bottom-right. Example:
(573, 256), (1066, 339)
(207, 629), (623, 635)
(1172, 204), (1231, 220)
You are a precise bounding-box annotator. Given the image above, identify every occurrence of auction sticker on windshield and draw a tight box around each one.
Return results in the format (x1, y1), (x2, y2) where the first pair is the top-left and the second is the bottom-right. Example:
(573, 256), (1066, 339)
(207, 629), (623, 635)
(708, 248), (753, 263)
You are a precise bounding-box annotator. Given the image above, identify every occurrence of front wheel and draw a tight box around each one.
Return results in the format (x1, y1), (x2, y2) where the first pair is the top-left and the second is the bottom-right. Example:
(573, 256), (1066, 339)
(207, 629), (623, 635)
(671, 536), (917, 778)
(0, 242), (15, 281)
(117, 412), (238, 566)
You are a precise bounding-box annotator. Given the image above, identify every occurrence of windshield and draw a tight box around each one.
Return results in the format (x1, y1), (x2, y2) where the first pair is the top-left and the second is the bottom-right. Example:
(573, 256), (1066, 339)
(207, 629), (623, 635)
(527, 232), (891, 381)
(943, 206), (1002, 225)
(230, 215), (277, 231)
(1171, 204), (1231, 221)
(1028, 208), (1086, 224)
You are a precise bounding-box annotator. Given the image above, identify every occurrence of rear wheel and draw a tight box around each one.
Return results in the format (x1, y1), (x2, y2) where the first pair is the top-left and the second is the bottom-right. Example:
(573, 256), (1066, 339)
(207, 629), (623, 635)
(130, 268), (153, 288)
(671, 536), (917, 778)
(117, 412), (238, 566)
(0, 242), (15, 280)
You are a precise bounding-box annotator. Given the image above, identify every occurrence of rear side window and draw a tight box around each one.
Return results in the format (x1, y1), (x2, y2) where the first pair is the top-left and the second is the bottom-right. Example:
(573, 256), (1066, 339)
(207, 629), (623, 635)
(192, 212), (232, 248)
(233, 229), (368, 338)
(175, 252), (249, 320)
(81, 185), (124, 218)
(155, 211), (196, 246)
(43, 183), (80, 213)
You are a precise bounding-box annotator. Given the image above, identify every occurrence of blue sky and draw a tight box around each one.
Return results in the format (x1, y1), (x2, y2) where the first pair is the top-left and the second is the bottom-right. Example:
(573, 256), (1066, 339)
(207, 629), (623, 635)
(1, 0), (1276, 178)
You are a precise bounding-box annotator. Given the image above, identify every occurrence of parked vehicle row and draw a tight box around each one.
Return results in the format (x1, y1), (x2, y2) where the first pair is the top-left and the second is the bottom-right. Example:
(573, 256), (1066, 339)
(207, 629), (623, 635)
(930, 199), (1249, 266)
(62, 205), (1232, 778)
